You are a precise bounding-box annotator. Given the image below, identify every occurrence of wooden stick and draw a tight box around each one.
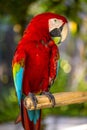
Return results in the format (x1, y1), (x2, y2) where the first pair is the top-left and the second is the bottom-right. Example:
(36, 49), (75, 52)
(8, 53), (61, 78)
(24, 92), (87, 110)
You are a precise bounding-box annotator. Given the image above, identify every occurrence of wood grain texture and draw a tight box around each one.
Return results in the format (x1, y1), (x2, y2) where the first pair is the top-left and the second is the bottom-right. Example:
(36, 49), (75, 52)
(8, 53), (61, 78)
(24, 92), (87, 110)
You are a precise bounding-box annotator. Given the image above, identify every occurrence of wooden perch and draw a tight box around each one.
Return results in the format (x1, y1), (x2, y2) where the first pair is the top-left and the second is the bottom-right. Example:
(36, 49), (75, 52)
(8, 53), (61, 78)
(24, 92), (87, 110)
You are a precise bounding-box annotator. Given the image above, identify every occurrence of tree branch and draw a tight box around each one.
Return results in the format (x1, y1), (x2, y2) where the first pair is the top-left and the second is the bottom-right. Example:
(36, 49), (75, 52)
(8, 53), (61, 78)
(24, 92), (87, 110)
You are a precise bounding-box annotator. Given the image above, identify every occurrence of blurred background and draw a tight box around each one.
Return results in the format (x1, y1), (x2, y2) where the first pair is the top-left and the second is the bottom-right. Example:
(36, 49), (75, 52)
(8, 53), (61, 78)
(0, 0), (87, 129)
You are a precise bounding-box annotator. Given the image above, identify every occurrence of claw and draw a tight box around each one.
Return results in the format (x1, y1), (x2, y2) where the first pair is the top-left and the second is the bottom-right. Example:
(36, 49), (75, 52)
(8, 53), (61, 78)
(42, 91), (55, 107)
(28, 92), (38, 109)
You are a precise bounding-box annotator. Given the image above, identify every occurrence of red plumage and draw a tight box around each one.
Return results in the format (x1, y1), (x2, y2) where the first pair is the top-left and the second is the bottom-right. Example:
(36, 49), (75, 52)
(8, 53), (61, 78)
(12, 12), (67, 130)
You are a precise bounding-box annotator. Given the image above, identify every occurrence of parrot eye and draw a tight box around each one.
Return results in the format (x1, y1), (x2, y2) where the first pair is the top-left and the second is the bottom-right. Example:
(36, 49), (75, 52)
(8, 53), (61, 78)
(54, 19), (57, 22)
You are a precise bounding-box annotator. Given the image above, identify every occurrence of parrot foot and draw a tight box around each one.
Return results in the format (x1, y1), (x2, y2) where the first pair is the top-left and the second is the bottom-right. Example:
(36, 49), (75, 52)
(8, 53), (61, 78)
(42, 91), (55, 107)
(28, 92), (38, 109)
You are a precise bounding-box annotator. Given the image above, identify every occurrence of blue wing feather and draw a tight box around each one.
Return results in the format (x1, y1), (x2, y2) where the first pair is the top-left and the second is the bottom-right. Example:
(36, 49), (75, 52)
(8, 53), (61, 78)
(13, 67), (24, 104)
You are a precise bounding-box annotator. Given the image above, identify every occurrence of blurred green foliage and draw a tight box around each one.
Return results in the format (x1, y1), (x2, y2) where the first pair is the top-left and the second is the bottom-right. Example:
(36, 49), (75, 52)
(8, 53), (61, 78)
(0, 0), (87, 34)
(0, 87), (19, 123)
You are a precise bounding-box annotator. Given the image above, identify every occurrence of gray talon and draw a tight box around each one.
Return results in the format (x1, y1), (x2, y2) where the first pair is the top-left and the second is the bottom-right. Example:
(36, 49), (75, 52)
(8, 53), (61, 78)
(42, 91), (55, 107)
(28, 92), (38, 108)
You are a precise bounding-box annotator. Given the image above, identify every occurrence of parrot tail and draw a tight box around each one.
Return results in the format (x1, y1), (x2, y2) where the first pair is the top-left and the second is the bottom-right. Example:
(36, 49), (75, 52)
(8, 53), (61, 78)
(15, 114), (21, 124)
(21, 100), (41, 130)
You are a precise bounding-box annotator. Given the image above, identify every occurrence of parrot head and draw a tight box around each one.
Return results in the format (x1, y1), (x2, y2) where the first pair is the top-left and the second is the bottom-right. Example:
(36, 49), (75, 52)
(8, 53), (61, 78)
(48, 16), (68, 45)
(24, 12), (68, 45)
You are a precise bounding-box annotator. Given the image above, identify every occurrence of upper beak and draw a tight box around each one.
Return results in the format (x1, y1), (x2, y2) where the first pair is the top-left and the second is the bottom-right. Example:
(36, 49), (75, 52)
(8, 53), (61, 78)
(61, 23), (68, 42)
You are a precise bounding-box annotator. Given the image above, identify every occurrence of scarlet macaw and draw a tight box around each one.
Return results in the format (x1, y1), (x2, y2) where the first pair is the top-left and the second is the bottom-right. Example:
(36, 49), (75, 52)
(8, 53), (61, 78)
(12, 12), (68, 130)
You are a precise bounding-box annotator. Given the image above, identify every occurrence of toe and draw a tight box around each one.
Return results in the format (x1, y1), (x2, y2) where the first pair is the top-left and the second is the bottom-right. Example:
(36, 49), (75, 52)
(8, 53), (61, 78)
(28, 92), (38, 109)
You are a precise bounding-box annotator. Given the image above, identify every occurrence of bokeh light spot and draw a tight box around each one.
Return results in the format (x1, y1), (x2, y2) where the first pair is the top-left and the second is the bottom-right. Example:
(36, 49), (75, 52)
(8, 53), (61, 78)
(60, 59), (71, 73)
(13, 24), (22, 33)
(69, 21), (77, 34)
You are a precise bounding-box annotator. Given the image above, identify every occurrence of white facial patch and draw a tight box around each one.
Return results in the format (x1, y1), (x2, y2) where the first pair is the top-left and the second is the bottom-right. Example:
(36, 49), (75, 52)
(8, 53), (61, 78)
(48, 18), (63, 32)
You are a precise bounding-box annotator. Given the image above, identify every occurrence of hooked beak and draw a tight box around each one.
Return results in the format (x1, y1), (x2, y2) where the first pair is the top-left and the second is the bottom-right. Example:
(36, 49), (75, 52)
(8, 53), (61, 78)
(50, 23), (68, 44)
(50, 24), (64, 37)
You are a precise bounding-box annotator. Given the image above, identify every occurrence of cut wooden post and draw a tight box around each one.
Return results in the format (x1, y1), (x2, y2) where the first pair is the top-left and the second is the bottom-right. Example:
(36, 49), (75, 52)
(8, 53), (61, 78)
(24, 92), (87, 110)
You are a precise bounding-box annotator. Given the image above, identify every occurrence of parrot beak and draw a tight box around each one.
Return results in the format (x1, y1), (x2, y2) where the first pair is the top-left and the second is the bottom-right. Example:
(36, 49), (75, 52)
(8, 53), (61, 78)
(61, 23), (68, 42)
(50, 23), (68, 45)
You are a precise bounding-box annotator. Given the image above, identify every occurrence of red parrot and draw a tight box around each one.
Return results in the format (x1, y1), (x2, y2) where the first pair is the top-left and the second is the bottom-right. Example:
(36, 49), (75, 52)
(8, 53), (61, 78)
(12, 12), (68, 130)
